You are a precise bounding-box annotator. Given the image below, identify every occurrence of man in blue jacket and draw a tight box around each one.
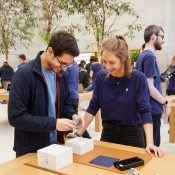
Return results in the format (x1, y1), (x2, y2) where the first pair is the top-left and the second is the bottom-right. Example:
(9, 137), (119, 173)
(8, 31), (84, 157)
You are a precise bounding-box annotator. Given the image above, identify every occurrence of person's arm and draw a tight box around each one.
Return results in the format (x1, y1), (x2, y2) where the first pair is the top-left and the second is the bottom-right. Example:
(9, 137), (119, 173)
(75, 112), (94, 136)
(56, 118), (77, 131)
(67, 72), (101, 137)
(89, 70), (93, 78)
(66, 111), (94, 138)
(147, 77), (175, 103)
(147, 78), (166, 104)
(143, 123), (154, 145)
(143, 123), (164, 157)
(8, 69), (77, 133)
(147, 78), (171, 117)
(136, 73), (164, 157)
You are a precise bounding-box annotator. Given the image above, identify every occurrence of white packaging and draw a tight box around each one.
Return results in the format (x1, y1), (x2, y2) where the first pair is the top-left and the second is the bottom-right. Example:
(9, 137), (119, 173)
(65, 137), (94, 155)
(37, 144), (73, 171)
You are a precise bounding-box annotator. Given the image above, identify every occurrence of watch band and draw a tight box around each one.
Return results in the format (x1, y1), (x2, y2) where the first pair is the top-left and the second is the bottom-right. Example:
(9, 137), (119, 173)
(163, 100), (168, 105)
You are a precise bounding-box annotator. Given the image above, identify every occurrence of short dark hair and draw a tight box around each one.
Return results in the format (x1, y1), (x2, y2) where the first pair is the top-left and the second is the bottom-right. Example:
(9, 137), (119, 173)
(80, 60), (86, 65)
(19, 54), (26, 61)
(90, 56), (98, 62)
(142, 43), (145, 50)
(144, 25), (164, 43)
(47, 30), (79, 57)
(79, 63), (84, 68)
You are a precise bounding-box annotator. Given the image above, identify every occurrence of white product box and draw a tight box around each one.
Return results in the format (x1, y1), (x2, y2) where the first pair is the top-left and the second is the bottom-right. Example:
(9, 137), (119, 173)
(65, 137), (94, 155)
(37, 144), (73, 171)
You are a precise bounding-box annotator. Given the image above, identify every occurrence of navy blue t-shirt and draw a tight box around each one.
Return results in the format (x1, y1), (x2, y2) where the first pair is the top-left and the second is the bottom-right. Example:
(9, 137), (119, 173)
(91, 63), (102, 84)
(66, 61), (79, 99)
(166, 65), (175, 92)
(167, 73), (175, 91)
(87, 70), (152, 125)
(136, 50), (163, 115)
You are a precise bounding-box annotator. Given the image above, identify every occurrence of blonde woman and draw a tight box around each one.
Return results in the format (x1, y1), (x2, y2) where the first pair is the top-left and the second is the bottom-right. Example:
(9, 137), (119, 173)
(70, 35), (164, 157)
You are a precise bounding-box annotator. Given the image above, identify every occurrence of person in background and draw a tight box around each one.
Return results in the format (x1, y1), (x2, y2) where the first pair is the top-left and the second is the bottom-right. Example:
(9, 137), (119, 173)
(0, 61), (14, 90)
(90, 56), (103, 85)
(69, 35), (164, 157)
(78, 63), (89, 89)
(136, 25), (175, 147)
(66, 62), (91, 138)
(165, 56), (175, 96)
(85, 56), (102, 91)
(85, 58), (92, 79)
(80, 60), (86, 68)
(18, 54), (27, 68)
(161, 56), (175, 129)
(66, 61), (79, 114)
(8, 30), (84, 157)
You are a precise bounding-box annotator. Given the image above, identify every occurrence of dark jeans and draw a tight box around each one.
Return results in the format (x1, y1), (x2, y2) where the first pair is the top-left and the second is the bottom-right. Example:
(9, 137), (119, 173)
(100, 121), (145, 148)
(152, 114), (161, 147)
(16, 151), (36, 158)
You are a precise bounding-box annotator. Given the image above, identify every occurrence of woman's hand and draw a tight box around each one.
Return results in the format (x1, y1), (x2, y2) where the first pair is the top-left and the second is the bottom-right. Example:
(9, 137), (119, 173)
(146, 143), (165, 157)
(72, 114), (85, 129)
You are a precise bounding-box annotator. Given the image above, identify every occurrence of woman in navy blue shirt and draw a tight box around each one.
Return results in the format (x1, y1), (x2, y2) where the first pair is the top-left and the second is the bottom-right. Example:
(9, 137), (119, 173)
(73, 35), (164, 157)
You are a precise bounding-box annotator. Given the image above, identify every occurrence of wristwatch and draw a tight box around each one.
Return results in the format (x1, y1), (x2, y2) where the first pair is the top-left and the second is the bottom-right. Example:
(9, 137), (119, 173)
(163, 100), (168, 105)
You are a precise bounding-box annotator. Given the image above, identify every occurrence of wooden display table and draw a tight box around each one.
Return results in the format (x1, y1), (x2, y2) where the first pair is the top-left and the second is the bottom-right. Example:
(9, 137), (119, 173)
(166, 95), (175, 143)
(0, 141), (175, 175)
(0, 89), (9, 101)
(169, 103), (175, 143)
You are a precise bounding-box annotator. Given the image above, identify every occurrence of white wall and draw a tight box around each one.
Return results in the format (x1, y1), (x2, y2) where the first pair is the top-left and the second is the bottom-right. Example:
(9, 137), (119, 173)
(166, 0), (175, 63)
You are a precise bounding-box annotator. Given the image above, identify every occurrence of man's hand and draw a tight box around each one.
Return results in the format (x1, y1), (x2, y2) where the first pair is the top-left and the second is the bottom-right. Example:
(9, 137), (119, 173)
(163, 97), (175, 117)
(163, 102), (171, 118)
(56, 118), (76, 131)
(66, 132), (77, 138)
(72, 114), (84, 129)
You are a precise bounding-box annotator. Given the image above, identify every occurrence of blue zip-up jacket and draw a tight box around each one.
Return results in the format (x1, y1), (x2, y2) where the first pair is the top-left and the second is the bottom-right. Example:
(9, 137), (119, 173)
(8, 52), (75, 156)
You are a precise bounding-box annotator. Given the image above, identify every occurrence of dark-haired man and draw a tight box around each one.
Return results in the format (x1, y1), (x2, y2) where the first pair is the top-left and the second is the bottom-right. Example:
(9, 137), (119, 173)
(136, 25), (172, 147)
(8, 31), (84, 157)
(18, 54), (27, 68)
(85, 56), (103, 91)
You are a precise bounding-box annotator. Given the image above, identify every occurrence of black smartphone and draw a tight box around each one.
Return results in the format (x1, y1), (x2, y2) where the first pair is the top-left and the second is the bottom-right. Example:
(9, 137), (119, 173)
(113, 156), (144, 171)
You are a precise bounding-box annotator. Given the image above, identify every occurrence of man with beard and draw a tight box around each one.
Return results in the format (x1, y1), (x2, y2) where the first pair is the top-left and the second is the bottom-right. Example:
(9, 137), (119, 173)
(136, 25), (171, 147)
(8, 31), (84, 157)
